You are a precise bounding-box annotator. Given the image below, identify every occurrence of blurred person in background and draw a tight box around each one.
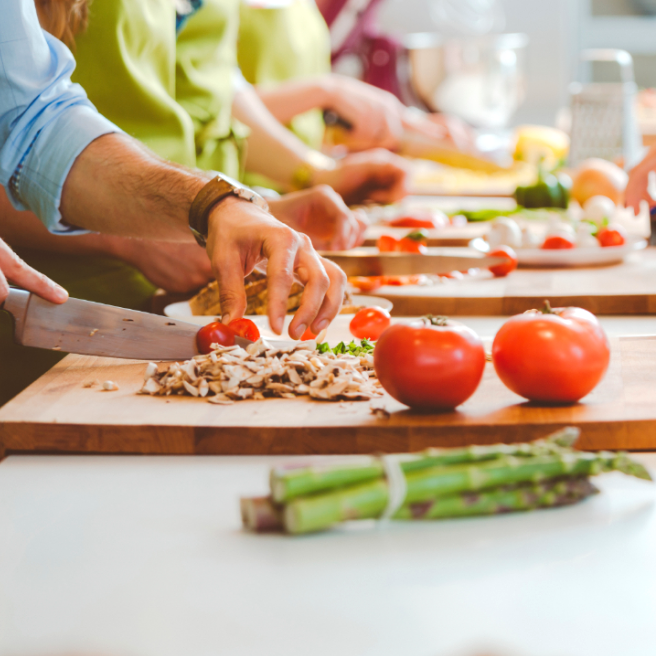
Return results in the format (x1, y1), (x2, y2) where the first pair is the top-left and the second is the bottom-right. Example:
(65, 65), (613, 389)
(238, 0), (475, 159)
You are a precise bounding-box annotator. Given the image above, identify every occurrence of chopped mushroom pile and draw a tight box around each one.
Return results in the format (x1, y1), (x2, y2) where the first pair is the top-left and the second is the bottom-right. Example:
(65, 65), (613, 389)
(139, 339), (381, 403)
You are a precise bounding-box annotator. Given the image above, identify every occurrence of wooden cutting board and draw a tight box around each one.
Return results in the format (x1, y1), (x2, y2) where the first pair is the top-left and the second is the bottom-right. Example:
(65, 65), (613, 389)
(377, 248), (656, 316)
(2, 335), (656, 455)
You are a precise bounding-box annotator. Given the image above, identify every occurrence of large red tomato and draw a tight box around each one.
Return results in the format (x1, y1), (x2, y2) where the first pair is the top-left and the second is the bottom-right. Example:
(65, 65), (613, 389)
(196, 321), (235, 354)
(492, 304), (610, 403)
(374, 318), (486, 410)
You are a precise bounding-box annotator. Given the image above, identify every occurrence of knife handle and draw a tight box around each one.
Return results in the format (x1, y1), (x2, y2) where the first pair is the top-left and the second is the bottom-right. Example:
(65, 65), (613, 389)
(1, 288), (30, 343)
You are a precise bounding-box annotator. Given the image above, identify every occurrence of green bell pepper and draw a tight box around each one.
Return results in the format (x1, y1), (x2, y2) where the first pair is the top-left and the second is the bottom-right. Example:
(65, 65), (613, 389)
(514, 171), (572, 209)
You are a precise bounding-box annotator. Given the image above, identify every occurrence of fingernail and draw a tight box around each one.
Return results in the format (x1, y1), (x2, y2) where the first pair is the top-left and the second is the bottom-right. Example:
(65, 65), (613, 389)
(295, 324), (307, 339)
(315, 319), (329, 332)
(53, 284), (68, 302)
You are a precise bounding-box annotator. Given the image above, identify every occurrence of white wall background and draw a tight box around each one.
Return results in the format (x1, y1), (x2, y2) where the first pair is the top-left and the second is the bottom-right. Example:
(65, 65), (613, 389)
(376, 0), (581, 126)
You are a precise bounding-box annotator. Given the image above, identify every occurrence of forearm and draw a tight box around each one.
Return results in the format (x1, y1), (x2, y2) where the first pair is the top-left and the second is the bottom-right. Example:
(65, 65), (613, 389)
(0, 189), (133, 258)
(233, 86), (319, 188)
(255, 76), (332, 126)
(60, 133), (210, 241)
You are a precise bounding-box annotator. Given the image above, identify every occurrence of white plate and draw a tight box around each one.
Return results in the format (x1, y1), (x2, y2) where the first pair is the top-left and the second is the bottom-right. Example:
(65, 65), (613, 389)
(471, 235), (647, 267)
(163, 295), (393, 327)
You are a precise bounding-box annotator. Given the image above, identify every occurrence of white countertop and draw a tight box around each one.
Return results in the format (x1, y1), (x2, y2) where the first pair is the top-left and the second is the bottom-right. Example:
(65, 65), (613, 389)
(1, 454), (655, 656)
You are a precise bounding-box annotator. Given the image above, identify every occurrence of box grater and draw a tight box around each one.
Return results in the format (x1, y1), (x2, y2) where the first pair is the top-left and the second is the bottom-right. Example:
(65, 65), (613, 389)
(568, 49), (642, 169)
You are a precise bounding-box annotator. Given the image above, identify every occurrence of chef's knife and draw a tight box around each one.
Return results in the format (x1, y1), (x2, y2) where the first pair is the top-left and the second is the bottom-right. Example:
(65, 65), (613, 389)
(319, 248), (505, 277)
(1, 288), (274, 361)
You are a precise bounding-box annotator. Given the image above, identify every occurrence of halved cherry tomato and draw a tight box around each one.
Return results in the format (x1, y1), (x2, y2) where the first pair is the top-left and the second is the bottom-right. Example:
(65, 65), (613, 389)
(387, 216), (437, 229)
(541, 235), (576, 250)
(488, 245), (518, 277)
(348, 276), (384, 293)
(301, 327), (317, 341)
(349, 307), (391, 340)
(377, 235), (399, 252)
(196, 321), (235, 354)
(597, 226), (626, 247)
(374, 318), (486, 410)
(492, 303), (610, 403)
(382, 275), (424, 286)
(228, 318), (260, 342)
(398, 229), (428, 254)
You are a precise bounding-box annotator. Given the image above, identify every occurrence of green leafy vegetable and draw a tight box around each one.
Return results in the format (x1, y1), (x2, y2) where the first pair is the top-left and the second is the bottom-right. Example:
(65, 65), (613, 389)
(316, 339), (375, 356)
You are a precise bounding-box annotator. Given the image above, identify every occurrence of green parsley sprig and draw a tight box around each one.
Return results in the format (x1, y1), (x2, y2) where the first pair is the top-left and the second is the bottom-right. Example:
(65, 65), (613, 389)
(316, 339), (375, 356)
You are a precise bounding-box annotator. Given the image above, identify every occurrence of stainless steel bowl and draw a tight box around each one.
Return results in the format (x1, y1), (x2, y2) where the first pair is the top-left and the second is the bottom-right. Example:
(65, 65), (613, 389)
(404, 32), (528, 129)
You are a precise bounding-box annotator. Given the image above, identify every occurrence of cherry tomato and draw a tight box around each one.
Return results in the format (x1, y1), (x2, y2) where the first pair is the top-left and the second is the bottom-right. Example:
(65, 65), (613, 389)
(374, 319), (486, 410)
(488, 245), (518, 277)
(301, 327), (317, 341)
(382, 275), (424, 286)
(541, 235), (576, 250)
(377, 235), (399, 252)
(398, 230), (428, 254)
(597, 226), (626, 247)
(492, 304), (610, 404)
(348, 276), (384, 293)
(196, 321), (235, 354)
(228, 318), (260, 342)
(388, 216), (437, 229)
(349, 307), (391, 340)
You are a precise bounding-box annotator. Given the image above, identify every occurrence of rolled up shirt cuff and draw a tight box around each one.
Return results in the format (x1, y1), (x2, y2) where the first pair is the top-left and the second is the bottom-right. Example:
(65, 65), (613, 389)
(10, 104), (122, 234)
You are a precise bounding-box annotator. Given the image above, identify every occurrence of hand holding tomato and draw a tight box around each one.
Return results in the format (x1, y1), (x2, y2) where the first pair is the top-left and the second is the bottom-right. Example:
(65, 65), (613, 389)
(350, 306), (391, 340)
(374, 316), (485, 410)
(492, 302), (610, 403)
(488, 245), (518, 277)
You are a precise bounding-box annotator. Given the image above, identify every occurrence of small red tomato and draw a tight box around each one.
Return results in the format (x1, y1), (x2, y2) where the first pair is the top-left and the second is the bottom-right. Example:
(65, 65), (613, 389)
(541, 235), (576, 250)
(488, 245), (518, 277)
(301, 327), (317, 341)
(382, 275), (424, 286)
(398, 229), (428, 254)
(492, 303), (610, 404)
(377, 235), (399, 252)
(348, 276), (384, 293)
(597, 226), (626, 247)
(228, 318), (260, 342)
(374, 319), (485, 410)
(349, 307), (391, 340)
(196, 321), (235, 354)
(388, 215), (436, 229)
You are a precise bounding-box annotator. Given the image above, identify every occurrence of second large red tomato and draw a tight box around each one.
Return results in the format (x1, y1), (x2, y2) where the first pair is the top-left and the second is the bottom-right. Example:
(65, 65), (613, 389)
(374, 319), (486, 410)
(492, 304), (610, 403)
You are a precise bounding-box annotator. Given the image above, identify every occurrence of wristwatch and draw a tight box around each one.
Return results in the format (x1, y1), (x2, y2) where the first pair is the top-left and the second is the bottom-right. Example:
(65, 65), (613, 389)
(188, 173), (269, 247)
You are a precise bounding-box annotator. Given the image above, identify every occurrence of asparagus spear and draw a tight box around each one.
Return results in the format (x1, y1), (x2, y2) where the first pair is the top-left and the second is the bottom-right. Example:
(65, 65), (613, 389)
(283, 451), (651, 534)
(240, 496), (283, 532)
(241, 477), (597, 533)
(395, 477), (598, 520)
(270, 427), (581, 502)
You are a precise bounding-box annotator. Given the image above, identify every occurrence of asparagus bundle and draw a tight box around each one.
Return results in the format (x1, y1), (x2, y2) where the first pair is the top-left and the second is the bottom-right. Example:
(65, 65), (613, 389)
(241, 428), (652, 535)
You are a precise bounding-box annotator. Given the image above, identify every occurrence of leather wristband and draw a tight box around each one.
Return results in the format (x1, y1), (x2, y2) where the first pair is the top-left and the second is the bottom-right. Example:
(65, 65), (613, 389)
(188, 174), (267, 247)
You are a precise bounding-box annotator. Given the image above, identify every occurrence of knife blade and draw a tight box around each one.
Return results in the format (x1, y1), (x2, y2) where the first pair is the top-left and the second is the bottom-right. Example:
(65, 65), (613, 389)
(319, 248), (506, 277)
(2, 289), (301, 359)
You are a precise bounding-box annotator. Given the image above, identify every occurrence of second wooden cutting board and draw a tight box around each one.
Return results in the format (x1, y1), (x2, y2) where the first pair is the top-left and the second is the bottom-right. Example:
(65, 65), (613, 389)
(373, 248), (656, 316)
(1, 335), (656, 455)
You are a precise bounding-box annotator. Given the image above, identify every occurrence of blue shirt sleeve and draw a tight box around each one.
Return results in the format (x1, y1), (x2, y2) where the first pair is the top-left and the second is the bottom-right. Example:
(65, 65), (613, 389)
(0, 0), (122, 233)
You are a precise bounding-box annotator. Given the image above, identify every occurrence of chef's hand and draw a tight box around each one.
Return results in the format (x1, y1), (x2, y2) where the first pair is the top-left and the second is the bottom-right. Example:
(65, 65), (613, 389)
(206, 197), (347, 338)
(625, 146), (656, 213)
(120, 239), (214, 293)
(0, 237), (68, 306)
(268, 186), (368, 251)
(313, 149), (409, 205)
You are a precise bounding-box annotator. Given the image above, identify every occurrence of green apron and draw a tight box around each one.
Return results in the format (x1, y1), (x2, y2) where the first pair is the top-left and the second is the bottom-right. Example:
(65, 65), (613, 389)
(238, 0), (331, 151)
(0, 0), (244, 406)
